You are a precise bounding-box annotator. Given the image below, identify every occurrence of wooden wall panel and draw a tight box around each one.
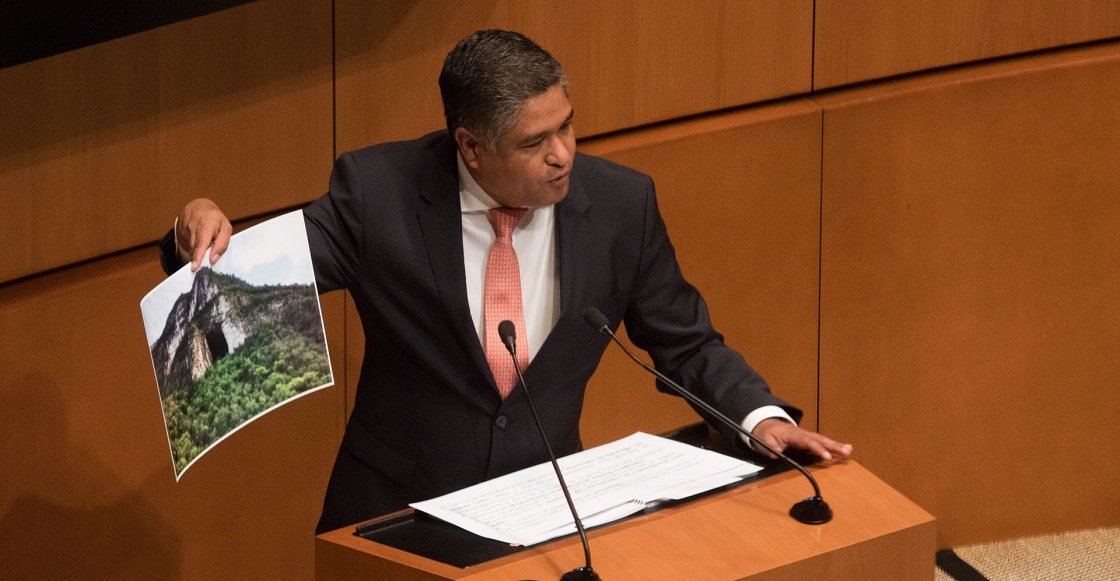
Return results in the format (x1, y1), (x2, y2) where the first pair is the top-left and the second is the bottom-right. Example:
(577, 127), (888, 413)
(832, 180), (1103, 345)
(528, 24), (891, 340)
(334, 0), (812, 151)
(578, 100), (822, 446)
(817, 43), (1120, 547)
(814, 0), (1120, 89)
(0, 0), (333, 284)
(0, 249), (348, 580)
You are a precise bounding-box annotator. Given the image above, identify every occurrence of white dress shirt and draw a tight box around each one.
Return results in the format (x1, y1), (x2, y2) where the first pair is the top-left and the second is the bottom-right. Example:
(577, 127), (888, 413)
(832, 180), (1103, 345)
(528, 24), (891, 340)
(458, 154), (560, 362)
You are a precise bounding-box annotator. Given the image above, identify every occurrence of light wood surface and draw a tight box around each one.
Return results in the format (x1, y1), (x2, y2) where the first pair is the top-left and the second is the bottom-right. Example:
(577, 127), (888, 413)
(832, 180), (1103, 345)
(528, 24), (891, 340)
(0, 0), (333, 284)
(816, 42), (1120, 547)
(0, 246), (347, 580)
(333, 0), (812, 150)
(316, 460), (936, 581)
(814, 0), (1120, 89)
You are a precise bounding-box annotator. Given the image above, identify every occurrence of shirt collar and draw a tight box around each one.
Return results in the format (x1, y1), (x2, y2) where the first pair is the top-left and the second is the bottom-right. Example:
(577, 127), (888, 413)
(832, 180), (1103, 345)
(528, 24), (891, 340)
(457, 152), (501, 213)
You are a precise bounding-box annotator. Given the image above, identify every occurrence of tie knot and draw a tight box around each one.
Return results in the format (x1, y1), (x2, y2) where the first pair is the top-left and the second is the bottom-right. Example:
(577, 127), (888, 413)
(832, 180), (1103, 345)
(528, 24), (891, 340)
(487, 207), (527, 240)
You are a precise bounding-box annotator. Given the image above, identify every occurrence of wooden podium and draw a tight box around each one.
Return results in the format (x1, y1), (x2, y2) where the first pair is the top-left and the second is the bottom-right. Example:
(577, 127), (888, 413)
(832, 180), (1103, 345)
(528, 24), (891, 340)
(316, 459), (935, 581)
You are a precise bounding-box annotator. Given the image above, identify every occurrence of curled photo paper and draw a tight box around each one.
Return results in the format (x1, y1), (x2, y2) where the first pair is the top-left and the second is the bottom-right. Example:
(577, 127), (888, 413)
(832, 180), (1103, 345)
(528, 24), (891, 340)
(140, 210), (333, 479)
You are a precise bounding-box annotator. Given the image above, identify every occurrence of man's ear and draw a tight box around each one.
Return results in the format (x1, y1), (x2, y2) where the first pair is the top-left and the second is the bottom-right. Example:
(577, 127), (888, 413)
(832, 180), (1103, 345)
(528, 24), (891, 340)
(454, 127), (482, 168)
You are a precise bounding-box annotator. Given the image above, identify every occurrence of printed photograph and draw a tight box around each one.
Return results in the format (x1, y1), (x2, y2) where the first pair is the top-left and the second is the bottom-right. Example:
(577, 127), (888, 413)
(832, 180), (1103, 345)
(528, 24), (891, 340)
(141, 210), (333, 479)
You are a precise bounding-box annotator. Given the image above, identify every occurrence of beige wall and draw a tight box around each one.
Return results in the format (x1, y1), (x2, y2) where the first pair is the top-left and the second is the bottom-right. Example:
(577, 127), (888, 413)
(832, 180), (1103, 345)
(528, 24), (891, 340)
(2, 1), (1118, 577)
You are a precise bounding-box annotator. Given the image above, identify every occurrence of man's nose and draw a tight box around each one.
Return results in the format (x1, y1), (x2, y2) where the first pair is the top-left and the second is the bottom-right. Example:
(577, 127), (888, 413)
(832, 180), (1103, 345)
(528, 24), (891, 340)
(545, 135), (573, 167)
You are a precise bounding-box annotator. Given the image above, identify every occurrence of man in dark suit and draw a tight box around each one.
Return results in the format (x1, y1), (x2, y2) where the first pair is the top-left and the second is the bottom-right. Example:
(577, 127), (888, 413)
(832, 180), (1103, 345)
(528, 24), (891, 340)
(167, 29), (852, 534)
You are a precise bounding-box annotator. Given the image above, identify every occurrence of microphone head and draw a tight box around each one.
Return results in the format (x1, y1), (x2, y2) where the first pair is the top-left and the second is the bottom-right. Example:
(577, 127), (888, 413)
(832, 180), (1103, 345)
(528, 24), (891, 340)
(497, 320), (516, 353)
(581, 306), (611, 333)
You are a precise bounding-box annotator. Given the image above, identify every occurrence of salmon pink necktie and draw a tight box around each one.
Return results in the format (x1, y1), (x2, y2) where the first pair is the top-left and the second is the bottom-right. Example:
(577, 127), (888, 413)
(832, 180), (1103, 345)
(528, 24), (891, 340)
(484, 207), (529, 398)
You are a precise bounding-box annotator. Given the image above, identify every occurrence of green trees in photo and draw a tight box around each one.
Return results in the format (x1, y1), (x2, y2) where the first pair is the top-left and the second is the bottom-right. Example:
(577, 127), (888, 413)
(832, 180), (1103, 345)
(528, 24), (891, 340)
(162, 280), (331, 474)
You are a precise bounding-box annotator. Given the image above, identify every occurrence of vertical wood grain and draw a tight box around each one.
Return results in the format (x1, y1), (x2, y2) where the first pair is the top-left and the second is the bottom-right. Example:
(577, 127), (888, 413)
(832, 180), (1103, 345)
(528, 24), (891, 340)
(0, 249), (346, 580)
(817, 43), (1120, 547)
(0, 0), (334, 284)
(333, 0), (812, 150)
(814, 0), (1120, 89)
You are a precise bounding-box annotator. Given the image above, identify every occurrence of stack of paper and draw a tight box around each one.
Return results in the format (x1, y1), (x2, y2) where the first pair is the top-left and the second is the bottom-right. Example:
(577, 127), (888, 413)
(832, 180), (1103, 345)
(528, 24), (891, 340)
(411, 432), (761, 546)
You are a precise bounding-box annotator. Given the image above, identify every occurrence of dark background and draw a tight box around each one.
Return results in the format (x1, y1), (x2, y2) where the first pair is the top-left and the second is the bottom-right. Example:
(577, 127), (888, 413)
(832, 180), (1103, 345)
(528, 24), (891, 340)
(1, 0), (258, 68)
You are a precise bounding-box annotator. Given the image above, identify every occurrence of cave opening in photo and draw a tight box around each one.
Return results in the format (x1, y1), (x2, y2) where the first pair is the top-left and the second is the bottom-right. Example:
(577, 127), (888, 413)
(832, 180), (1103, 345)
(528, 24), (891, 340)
(205, 328), (229, 362)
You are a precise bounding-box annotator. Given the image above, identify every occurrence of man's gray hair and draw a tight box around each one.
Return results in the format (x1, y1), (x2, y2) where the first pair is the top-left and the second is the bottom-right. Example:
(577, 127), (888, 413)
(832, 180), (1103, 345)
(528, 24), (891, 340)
(439, 30), (568, 148)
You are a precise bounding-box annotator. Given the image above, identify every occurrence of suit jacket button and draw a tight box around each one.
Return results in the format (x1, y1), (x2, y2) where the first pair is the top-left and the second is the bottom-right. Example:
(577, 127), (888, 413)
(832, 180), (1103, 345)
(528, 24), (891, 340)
(494, 414), (508, 429)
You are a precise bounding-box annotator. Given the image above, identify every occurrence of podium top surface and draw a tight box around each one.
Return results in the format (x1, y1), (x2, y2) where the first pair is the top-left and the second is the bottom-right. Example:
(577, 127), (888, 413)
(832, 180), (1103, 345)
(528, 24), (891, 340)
(316, 426), (936, 581)
(348, 424), (795, 568)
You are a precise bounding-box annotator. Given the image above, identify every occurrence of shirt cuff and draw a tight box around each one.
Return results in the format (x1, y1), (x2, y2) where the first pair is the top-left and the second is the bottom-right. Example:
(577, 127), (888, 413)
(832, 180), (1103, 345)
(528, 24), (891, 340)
(739, 405), (797, 452)
(173, 216), (181, 260)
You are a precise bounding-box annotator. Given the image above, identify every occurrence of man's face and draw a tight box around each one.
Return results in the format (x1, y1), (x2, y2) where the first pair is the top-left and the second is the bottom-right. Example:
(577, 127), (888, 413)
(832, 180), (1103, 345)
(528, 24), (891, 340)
(456, 84), (576, 209)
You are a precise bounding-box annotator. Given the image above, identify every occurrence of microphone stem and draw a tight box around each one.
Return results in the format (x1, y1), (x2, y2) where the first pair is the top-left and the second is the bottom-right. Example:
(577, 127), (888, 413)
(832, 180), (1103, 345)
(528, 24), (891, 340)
(512, 361), (595, 570)
(603, 330), (824, 500)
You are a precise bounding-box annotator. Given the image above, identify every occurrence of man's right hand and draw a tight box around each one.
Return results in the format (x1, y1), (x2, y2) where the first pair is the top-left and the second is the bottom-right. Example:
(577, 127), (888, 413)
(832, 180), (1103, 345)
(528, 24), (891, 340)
(176, 198), (233, 272)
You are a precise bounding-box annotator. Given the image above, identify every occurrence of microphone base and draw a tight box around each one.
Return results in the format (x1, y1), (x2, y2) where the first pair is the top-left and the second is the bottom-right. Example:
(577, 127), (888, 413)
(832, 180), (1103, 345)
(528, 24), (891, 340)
(561, 566), (602, 581)
(790, 497), (833, 524)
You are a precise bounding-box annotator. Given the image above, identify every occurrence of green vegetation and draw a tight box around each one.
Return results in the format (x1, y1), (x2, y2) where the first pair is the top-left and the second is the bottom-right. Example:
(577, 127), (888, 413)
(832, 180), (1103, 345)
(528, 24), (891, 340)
(162, 280), (331, 474)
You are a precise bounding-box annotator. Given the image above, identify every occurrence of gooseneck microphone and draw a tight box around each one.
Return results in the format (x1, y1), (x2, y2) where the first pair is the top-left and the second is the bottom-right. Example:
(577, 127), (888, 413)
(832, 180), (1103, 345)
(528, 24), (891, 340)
(580, 307), (833, 525)
(498, 321), (602, 581)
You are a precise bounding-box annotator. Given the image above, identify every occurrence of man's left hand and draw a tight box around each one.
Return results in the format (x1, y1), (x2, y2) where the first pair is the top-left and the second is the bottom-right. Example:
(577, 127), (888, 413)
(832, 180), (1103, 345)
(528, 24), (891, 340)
(751, 419), (853, 465)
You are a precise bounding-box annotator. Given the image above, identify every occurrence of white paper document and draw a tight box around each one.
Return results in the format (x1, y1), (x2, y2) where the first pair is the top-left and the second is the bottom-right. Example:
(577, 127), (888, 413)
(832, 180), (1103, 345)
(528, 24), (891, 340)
(411, 432), (761, 546)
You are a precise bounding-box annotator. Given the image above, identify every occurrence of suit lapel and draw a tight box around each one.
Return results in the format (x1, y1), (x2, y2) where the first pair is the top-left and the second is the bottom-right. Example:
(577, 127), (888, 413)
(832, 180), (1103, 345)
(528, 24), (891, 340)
(416, 139), (496, 390)
(414, 141), (596, 396)
(523, 175), (593, 381)
(555, 178), (592, 316)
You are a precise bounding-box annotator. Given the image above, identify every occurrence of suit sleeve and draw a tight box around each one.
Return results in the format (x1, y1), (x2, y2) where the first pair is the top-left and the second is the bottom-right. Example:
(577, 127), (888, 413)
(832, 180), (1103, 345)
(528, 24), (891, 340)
(302, 152), (366, 294)
(157, 227), (184, 276)
(621, 179), (803, 445)
(157, 154), (365, 290)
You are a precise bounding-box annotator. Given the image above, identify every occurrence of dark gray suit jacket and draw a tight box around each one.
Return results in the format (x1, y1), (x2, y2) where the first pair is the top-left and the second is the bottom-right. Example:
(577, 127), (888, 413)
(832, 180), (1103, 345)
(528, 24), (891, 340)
(302, 130), (798, 532)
